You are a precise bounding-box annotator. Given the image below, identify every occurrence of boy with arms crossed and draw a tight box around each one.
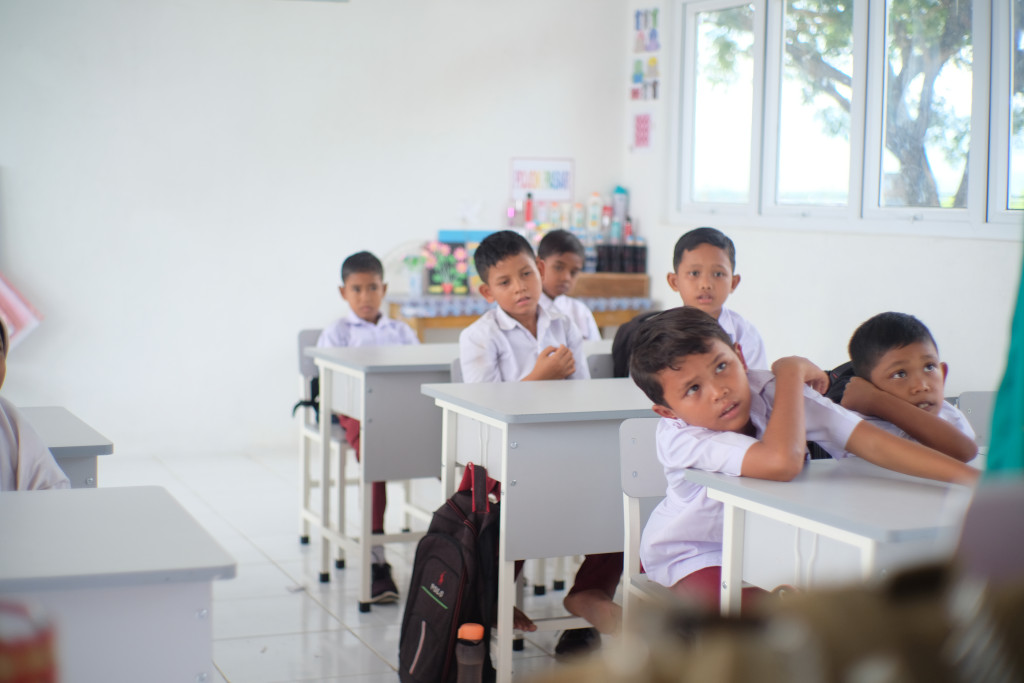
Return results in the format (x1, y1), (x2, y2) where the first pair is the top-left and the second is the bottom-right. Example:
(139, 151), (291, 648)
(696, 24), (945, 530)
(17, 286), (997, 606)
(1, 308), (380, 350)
(460, 230), (619, 656)
(629, 308), (977, 610)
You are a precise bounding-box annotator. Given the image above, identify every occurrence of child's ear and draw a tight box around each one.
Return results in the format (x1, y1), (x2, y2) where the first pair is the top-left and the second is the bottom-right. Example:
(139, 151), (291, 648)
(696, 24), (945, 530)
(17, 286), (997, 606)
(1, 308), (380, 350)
(338, 285), (346, 299)
(651, 404), (679, 420)
(666, 271), (680, 292)
(381, 282), (388, 297)
(730, 273), (741, 293)
(536, 259), (547, 278)
(940, 361), (948, 382)
(478, 282), (495, 303)
(733, 342), (748, 371)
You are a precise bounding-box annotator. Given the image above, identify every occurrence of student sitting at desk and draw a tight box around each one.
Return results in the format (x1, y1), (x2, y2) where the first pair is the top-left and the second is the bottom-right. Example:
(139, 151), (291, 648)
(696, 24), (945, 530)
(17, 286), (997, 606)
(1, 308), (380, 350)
(0, 318), (70, 491)
(537, 229), (601, 341)
(628, 308), (978, 611)
(667, 227), (768, 369)
(838, 312), (977, 463)
(317, 250), (418, 603)
(460, 230), (621, 658)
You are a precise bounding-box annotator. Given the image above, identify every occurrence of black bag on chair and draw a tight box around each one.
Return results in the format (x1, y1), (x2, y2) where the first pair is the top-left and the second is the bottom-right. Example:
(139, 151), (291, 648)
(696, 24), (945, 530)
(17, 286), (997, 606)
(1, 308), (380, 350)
(398, 463), (500, 683)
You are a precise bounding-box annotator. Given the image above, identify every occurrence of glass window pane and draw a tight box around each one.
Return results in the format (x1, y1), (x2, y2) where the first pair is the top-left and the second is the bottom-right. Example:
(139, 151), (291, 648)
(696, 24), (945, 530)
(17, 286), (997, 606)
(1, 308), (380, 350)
(776, 0), (853, 206)
(692, 4), (755, 203)
(1009, 0), (1024, 210)
(880, 0), (972, 209)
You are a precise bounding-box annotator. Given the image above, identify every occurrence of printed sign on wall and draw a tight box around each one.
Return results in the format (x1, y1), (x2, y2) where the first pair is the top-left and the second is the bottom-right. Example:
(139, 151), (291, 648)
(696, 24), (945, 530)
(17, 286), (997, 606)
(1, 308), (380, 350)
(509, 158), (575, 201)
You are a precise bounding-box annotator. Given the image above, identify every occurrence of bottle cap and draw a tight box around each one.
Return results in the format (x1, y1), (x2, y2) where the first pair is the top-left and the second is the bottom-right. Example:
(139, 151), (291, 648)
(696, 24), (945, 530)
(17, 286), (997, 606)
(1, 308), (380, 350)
(458, 623), (485, 640)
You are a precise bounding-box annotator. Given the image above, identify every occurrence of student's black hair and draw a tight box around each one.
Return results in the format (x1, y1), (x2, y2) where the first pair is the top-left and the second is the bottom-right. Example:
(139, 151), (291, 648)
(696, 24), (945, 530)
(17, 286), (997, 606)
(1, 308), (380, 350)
(0, 317), (7, 356)
(537, 229), (585, 261)
(672, 227), (737, 271)
(848, 312), (939, 379)
(341, 251), (384, 283)
(629, 307), (736, 407)
(473, 230), (535, 284)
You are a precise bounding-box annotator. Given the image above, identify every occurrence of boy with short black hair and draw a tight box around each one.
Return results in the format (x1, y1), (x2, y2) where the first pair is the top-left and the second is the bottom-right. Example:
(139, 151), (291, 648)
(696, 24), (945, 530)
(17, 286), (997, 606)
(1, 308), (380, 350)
(460, 230), (620, 656)
(537, 229), (601, 340)
(667, 227), (767, 369)
(841, 312), (977, 463)
(317, 250), (419, 603)
(629, 307), (978, 610)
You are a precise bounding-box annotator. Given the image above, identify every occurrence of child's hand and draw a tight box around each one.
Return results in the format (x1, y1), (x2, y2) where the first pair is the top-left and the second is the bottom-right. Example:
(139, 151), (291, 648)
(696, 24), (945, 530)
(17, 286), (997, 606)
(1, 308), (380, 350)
(530, 345), (575, 380)
(840, 376), (883, 414)
(771, 356), (828, 394)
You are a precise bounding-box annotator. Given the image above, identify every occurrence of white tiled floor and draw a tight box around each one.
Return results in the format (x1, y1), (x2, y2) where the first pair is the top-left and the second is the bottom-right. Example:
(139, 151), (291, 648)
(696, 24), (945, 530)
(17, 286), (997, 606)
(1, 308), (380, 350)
(99, 449), (575, 682)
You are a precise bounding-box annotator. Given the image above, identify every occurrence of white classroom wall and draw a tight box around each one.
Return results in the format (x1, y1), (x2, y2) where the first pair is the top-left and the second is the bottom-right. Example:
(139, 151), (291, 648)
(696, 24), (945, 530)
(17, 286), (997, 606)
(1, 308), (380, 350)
(623, 0), (1022, 399)
(0, 0), (628, 455)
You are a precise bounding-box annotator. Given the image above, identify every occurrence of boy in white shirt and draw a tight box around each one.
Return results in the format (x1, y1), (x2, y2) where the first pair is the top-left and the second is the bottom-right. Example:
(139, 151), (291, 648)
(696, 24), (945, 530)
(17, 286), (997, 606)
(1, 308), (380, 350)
(840, 312), (977, 463)
(537, 229), (601, 341)
(460, 231), (620, 657)
(317, 251), (419, 603)
(0, 318), (70, 491)
(629, 307), (978, 611)
(667, 227), (768, 369)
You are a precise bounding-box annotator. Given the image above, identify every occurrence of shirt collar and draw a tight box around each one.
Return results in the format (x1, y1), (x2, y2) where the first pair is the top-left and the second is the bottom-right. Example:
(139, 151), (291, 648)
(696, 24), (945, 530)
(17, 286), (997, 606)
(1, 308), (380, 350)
(345, 310), (387, 327)
(493, 304), (545, 332)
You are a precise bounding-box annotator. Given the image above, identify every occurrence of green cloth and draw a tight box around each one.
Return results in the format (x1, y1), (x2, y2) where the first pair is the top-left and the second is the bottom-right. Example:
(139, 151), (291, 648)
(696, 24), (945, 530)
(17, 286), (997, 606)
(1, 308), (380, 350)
(986, 239), (1024, 477)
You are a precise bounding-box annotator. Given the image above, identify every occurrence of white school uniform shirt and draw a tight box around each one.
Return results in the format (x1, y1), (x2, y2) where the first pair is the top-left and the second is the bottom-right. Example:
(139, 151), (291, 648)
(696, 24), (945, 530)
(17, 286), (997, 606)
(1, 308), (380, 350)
(317, 310), (419, 349)
(459, 305), (591, 383)
(640, 369), (862, 588)
(859, 401), (977, 455)
(0, 396), (71, 491)
(540, 293), (601, 341)
(717, 307), (768, 370)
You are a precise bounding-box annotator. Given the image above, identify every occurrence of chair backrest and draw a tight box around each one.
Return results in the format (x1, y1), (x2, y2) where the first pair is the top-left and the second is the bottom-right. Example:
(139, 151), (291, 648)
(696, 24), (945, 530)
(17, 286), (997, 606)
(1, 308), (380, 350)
(298, 329), (322, 381)
(620, 417), (666, 579)
(957, 479), (1024, 584)
(956, 391), (995, 448)
(450, 358), (463, 383)
(587, 353), (614, 379)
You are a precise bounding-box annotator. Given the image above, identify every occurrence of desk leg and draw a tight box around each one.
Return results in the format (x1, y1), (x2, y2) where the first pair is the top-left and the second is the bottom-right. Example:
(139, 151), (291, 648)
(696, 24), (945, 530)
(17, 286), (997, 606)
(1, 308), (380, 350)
(495, 557), (516, 682)
(440, 408), (458, 500)
(720, 504), (745, 616)
(318, 368), (333, 583)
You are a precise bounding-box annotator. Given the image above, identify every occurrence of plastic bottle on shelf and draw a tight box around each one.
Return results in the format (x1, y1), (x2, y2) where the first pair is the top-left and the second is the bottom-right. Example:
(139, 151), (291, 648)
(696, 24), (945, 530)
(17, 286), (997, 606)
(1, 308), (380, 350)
(524, 193), (534, 224)
(586, 192), (603, 235)
(583, 235), (598, 273)
(611, 186), (629, 226)
(455, 623), (485, 683)
(571, 203), (586, 238)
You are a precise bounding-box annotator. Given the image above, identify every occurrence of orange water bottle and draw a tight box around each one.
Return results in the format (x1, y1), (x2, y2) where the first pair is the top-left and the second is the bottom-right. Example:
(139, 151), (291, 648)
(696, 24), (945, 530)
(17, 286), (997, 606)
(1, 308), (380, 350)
(455, 622), (485, 683)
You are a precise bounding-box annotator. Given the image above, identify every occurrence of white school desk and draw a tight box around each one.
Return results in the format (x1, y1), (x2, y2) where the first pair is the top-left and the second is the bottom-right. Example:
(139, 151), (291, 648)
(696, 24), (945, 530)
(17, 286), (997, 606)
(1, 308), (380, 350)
(20, 406), (113, 488)
(421, 378), (654, 683)
(0, 486), (236, 683)
(684, 458), (968, 615)
(304, 343), (459, 610)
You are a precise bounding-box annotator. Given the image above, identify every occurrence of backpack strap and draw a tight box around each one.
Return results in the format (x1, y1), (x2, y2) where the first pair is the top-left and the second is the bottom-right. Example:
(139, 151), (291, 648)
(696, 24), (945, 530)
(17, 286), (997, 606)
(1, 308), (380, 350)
(458, 463), (501, 510)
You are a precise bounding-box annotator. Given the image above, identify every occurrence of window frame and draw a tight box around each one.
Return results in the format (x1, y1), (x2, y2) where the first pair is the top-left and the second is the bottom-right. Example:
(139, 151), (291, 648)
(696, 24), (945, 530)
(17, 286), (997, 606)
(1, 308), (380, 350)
(667, 0), (1022, 241)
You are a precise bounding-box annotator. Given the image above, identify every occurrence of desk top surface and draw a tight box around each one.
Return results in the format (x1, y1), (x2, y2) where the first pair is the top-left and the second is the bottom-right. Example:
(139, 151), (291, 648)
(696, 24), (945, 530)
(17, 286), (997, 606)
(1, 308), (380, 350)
(19, 406), (113, 459)
(0, 486), (236, 592)
(305, 343), (460, 372)
(422, 377), (654, 424)
(685, 458), (967, 542)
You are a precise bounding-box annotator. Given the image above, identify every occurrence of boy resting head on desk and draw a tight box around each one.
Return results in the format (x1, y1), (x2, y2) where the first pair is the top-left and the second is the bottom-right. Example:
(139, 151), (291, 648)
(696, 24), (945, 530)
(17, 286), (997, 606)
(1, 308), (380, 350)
(838, 312), (978, 464)
(628, 307), (978, 611)
(460, 231), (623, 658)
(316, 250), (419, 604)
(667, 227), (768, 370)
(536, 229), (601, 341)
(0, 318), (70, 491)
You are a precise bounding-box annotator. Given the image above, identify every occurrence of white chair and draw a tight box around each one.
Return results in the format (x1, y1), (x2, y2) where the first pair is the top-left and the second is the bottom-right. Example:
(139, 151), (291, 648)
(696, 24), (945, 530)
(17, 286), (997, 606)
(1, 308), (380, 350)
(450, 357), (463, 382)
(296, 329), (354, 547)
(587, 352), (614, 379)
(619, 417), (679, 625)
(956, 391), (995, 448)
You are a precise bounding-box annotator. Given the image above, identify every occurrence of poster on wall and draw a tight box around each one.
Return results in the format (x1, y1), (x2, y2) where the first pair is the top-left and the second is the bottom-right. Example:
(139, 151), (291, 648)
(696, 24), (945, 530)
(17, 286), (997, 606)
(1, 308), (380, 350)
(630, 109), (656, 154)
(630, 6), (661, 102)
(509, 158), (574, 202)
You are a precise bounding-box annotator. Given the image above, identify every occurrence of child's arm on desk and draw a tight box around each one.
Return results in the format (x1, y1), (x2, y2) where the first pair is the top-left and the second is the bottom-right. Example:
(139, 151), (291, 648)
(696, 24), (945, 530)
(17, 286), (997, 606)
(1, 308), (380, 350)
(523, 345), (575, 381)
(741, 357), (828, 482)
(840, 377), (977, 463)
(844, 420), (979, 485)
